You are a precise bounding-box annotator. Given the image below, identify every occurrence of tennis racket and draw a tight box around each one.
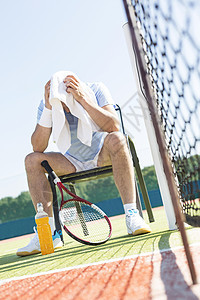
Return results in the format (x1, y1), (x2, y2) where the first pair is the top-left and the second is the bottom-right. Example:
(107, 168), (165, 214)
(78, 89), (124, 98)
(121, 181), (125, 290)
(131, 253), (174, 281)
(41, 160), (112, 246)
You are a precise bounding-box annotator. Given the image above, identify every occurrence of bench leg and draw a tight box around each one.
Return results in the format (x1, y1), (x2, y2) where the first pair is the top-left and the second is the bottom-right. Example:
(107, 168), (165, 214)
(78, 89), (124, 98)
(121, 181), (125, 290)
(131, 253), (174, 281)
(49, 176), (64, 245)
(135, 180), (143, 218)
(128, 136), (155, 222)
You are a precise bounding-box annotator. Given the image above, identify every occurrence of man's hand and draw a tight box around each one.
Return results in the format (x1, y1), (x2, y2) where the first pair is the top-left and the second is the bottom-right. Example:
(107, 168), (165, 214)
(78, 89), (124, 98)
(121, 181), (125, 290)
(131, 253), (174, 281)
(44, 80), (52, 109)
(63, 75), (94, 106)
(63, 75), (120, 132)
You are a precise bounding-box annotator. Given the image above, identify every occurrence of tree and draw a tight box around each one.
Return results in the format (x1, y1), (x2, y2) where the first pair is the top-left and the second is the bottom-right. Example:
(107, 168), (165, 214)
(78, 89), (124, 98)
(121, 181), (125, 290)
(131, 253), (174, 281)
(141, 165), (159, 191)
(0, 165), (159, 222)
(0, 192), (34, 223)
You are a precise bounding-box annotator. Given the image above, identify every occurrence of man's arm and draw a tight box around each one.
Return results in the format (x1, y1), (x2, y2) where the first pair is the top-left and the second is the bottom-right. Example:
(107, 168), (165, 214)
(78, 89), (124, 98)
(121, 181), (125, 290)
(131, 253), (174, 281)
(31, 125), (52, 152)
(82, 103), (120, 133)
(31, 80), (52, 152)
(64, 76), (120, 132)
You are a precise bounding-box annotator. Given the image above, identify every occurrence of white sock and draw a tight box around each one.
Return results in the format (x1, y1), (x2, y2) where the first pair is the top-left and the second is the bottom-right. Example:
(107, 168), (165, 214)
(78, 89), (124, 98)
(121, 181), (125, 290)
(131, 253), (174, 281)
(49, 217), (56, 235)
(124, 203), (137, 215)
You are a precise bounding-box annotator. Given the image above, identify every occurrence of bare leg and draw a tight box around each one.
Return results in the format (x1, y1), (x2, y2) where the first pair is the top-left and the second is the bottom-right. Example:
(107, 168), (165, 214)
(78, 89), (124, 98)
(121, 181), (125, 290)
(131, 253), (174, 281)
(97, 132), (136, 204)
(25, 152), (76, 216)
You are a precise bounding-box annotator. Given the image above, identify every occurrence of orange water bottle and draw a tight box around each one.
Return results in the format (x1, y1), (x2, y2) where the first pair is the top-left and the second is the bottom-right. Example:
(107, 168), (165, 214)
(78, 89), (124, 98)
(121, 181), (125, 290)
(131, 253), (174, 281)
(35, 203), (54, 255)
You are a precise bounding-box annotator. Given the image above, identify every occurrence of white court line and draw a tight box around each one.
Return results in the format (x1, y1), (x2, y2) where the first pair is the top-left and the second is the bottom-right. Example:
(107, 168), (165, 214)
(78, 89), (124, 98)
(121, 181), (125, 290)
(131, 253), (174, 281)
(3, 248), (18, 253)
(0, 242), (199, 286)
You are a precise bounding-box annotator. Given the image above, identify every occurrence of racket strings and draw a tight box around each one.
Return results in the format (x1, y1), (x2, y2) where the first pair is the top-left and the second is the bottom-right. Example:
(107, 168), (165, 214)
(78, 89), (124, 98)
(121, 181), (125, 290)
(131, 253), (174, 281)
(59, 201), (111, 244)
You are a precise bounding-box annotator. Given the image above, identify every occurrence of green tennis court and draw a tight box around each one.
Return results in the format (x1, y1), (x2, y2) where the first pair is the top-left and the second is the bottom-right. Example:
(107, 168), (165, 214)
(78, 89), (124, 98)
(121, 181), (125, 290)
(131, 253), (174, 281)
(1, 207), (200, 300)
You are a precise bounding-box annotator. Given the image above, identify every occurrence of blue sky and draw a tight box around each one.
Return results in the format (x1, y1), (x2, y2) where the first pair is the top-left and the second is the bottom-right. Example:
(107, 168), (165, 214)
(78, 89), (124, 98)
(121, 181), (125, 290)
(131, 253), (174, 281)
(0, 0), (152, 198)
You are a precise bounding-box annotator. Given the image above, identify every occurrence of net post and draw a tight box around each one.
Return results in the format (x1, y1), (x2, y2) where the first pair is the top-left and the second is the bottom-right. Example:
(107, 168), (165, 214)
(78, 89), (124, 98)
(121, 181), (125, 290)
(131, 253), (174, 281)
(123, 22), (177, 230)
(122, 0), (197, 284)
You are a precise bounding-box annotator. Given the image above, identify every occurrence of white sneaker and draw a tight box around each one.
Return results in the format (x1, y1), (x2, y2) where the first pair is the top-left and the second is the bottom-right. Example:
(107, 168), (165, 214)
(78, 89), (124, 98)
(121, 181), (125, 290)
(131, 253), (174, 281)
(126, 209), (151, 236)
(16, 228), (63, 257)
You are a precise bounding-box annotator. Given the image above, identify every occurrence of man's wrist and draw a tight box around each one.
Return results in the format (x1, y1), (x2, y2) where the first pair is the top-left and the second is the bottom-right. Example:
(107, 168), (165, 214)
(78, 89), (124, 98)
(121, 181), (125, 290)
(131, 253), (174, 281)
(38, 107), (52, 128)
(44, 101), (52, 110)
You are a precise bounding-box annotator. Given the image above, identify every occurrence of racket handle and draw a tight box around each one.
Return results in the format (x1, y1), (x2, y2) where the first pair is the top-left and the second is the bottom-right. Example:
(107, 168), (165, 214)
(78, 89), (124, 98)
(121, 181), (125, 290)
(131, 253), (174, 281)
(41, 160), (60, 183)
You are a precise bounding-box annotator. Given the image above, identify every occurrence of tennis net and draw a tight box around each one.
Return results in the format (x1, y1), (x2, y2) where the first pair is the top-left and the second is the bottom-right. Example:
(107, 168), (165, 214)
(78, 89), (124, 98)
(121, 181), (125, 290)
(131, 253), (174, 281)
(123, 0), (200, 226)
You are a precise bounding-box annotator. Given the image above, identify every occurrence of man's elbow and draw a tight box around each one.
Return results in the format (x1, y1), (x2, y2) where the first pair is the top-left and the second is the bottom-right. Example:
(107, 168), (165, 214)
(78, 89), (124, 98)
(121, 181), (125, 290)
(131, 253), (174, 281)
(31, 139), (47, 153)
(32, 146), (45, 153)
(108, 120), (120, 132)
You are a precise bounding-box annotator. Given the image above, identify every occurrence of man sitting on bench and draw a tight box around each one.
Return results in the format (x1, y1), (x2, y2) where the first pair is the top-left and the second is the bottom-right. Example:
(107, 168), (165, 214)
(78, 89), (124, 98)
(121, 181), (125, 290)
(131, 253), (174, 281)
(16, 71), (151, 256)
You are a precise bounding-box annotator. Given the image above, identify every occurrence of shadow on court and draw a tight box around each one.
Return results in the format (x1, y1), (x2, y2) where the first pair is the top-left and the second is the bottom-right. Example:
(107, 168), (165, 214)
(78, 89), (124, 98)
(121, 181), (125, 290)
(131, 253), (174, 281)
(0, 228), (182, 278)
(0, 222), (197, 283)
(158, 233), (199, 300)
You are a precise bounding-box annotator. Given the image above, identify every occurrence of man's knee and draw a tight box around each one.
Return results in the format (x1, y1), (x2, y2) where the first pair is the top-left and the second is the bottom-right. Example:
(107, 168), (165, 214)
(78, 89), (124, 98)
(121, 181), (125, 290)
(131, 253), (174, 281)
(24, 152), (44, 171)
(104, 132), (127, 156)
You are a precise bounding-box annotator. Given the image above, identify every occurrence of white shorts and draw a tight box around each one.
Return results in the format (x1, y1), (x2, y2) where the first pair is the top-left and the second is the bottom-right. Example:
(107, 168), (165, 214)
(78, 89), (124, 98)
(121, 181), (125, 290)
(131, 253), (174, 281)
(64, 148), (102, 172)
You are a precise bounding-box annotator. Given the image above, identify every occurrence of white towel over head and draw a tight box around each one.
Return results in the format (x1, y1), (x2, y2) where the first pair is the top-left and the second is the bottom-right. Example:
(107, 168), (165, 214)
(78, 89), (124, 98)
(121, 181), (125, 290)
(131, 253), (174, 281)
(49, 71), (100, 154)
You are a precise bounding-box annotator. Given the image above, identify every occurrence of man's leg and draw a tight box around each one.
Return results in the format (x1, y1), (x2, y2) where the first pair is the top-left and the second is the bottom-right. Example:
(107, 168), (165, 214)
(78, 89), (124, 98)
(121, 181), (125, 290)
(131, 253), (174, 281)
(25, 151), (76, 217)
(97, 132), (151, 235)
(16, 152), (76, 256)
(97, 132), (136, 204)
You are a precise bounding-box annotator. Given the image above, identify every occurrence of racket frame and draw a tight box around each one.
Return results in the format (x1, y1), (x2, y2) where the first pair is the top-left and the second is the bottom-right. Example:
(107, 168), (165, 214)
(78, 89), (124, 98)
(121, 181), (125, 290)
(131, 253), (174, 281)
(41, 160), (112, 245)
